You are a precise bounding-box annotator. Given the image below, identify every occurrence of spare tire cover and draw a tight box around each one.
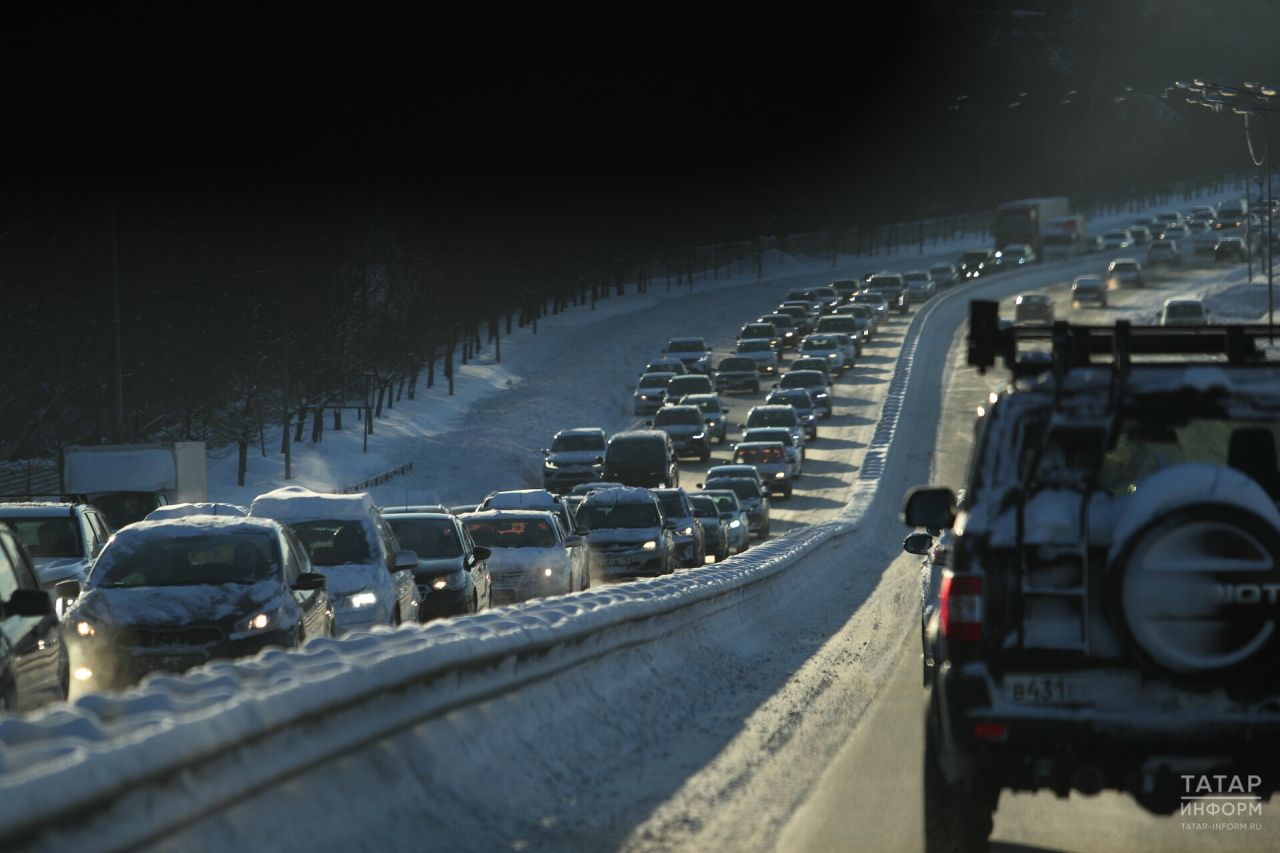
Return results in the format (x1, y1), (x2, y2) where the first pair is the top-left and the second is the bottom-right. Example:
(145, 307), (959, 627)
(1111, 463), (1280, 675)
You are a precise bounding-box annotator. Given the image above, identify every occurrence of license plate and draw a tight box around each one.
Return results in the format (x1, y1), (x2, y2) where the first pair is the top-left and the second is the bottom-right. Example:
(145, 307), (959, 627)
(1004, 675), (1085, 705)
(604, 555), (631, 568)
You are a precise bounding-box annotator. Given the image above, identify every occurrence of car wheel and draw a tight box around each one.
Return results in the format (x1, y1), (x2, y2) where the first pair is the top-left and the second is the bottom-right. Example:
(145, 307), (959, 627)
(923, 695), (996, 853)
(393, 605), (402, 627)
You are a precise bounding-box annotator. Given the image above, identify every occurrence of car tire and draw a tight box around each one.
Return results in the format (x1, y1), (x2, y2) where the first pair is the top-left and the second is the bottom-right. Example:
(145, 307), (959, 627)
(923, 695), (996, 853)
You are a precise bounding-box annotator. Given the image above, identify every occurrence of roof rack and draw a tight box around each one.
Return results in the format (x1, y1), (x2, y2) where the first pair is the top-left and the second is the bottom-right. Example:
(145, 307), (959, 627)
(967, 299), (1272, 378)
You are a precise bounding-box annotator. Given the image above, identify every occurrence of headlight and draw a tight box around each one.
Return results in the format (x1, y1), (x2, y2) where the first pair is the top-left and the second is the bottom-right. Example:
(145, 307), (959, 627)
(236, 610), (277, 634)
(642, 540), (658, 551)
(729, 520), (742, 528)
(708, 419), (720, 427)
(815, 392), (829, 399)
(785, 331), (794, 337)
(544, 461), (558, 469)
(638, 394), (650, 400)
(692, 432), (705, 440)
(827, 352), (839, 359)
(73, 618), (95, 638)
(429, 571), (467, 591)
(345, 591), (378, 609)
(680, 526), (694, 535)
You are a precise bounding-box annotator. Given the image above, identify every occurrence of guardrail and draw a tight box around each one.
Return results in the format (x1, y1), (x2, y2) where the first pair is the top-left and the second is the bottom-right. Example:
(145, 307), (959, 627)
(334, 461), (415, 494)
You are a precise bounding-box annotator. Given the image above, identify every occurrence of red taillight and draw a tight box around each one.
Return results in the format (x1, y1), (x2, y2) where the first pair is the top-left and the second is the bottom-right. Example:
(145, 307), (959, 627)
(939, 571), (984, 643)
(972, 722), (1007, 741)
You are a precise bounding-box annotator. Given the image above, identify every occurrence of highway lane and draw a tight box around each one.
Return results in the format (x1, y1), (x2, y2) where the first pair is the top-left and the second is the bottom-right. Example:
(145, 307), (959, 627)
(776, 255), (1280, 852)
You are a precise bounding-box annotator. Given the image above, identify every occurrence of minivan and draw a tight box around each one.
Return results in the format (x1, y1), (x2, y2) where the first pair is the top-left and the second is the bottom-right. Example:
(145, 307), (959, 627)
(602, 430), (679, 488)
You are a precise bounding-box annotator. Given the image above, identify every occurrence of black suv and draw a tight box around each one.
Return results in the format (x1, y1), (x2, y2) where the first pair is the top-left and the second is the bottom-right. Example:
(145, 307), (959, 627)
(603, 430), (679, 488)
(904, 301), (1280, 850)
(863, 273), (910, 314)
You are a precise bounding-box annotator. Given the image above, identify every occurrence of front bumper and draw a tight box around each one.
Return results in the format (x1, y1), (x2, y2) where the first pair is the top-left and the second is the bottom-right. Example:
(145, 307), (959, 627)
(70, 628), (298, 690)
(634, 398), (663, 415)
(489, 570), (571, 604)
(543, 466), (602, 491)
(671, 437), (710, 456)
(590, 549), (667, 578)
(717, 374), (759, 391)
(417, 585), (472, 618)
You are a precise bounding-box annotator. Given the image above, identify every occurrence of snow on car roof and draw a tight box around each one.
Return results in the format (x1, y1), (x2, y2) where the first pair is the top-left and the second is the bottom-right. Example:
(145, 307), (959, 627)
(578, 486), (655, 506)
(483, 489), (561, 509)
(145, 502), (248, 521)
(0, 502), (78, 516)
(248, 487), (376, 523)
(555, 427), (606, 437)
(116, 515), (281, 538)
(457, 508), (559, 521)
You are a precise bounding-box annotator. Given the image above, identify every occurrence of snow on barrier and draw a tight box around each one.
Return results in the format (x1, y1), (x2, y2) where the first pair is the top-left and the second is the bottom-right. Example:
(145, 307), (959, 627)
(0, 260), (1079, 850)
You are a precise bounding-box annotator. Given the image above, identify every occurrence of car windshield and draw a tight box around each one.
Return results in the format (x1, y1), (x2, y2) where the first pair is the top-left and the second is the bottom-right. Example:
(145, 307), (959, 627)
(684, 397), (720, 413)
(289, 519), (373, 566)
(638, 373), (671, 389)
(89, 530), (278, 588)
(749, 410), (797, 427)
(576, 501), (661, 530)
(735, 446), (784, 464)
(464, 517), (557, 549)
(744, 429), (792, 446)
(666, 340), (703, 353)
(1111, 262), (1138, 272)
(704, 493), (741, 513)
(688, 497), (717, 518)
(1020, 295), (1049, 305)
(960, 252), (988, 264)
(704, 479), (759, 501)
(4, 516), (83, 558)
(770, 391), (810, 408)
(608, 439), (662, 461)
(742, 325), (773, 337)
(719, 358), (756, 371)
(669, 377), (710, 393)
(780, 373), (821, 389)
(552, 434), (604, 452)
(655, 493), (687, 519)
(904, 273), (928, 282)
(1106, 231), (1128, 240)
(1167, 303), (1205, 319)
(89, 492), (156, 529)
(655, 408), (702, 426)
(790, 359), (827, 372)
(853, 294), (885, 304)
(738, 340), (771, 352)
(802, 337), (836, 351)
(387, 517), (462, 558)
(762, 315), (793, 327)
(1074, 279), (1101, 290)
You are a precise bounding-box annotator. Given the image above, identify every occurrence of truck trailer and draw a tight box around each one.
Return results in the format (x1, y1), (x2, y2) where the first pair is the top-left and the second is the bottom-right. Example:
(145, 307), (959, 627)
(993, 197), (1070, 256)
(63, 442), (207, 529)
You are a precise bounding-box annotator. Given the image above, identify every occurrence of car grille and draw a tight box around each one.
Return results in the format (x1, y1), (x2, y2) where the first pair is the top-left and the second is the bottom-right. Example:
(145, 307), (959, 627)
(127, 627), (224, 648)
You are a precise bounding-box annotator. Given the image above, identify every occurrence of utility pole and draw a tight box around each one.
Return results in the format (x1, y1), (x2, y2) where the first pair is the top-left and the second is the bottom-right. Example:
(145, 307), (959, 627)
(108, 195), (125, 443)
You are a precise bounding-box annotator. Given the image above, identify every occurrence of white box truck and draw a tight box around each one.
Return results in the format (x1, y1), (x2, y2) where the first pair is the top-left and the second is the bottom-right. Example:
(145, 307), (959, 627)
(63, 442), (207, 529)
(1041, 214), (1088, 259)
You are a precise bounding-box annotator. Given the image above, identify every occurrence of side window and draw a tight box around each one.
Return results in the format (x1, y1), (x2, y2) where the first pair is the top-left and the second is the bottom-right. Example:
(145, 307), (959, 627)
(0, 531), (38, 590)
(0, 539), (19, 602)
(88, 512), (112, 545)
(279, 532), (304, 582)
(375, 518), (396, 561)
(80, 513), (101, 555)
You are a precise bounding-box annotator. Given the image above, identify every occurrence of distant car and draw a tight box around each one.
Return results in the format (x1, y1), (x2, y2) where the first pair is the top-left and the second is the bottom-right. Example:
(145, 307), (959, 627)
(765, 388), (820, 440)
(651, 405), (712, 461)
(1215, 236), (1249, 262)
(758, 313), (800, 348)
(815, 314), (867, 354)
(679, 393), (731, 444)
(773, 304), (815, 333)
(994, 244), (1036, 267)
(1127, 225), (1153, 247)
(688, 495), (730, 562)
(662, 337), (712, 374)
(787, 356), (835, 387)
(666, 373), (715, 402)
(1013, 293), (1054, 325)
(864, 274), (910, 314)
(63, 515), (333, 693)
(633, 371), (676, 416)
(700, 490), (750, 555)
(643, 357), (687, 376)
(1146, 239), (1182, 266)
(0, 501), (113, 591)
(602, 430), (678, 488)
(732, 442), (793, 497)
(843, 303), (878, 339)
(829, 279), (861, 302)
(714, 356), (762, 393)
(1154, 210), (1183, 231)
(739, 322), (780, 350)
(929, 264), (957, 288)
(460, 510), (587, 603)
(1161, 224), (1189, 243)
(0, 522), (66, 707)
(734, 338), (781, 374)
(903, 271), (936, 301)
(852, 291), (890, 322)
(776, 369), (833, 418)
(480, 489), (575, 537)
(740, 427), (803, 478)
(1105, 258), (1145, 288)
(701, 475), (770, 540)
(957, 250), (993, 280)
(745, 404), (807, 450)
(1102, 229), (1134, 251)
(798, 333), (847, 374)
(1159, 298), (1210, 326)
(830, 332), (859, 367)
(575, 487), (676, 579)
(383, 509), (493, 617)
(1193, 229), (1221, 256)
(249, 488), (420, 633)
(540, 427), (607, 493)
(1070, 275), (1107, 308)
(652, 488), (706, 567)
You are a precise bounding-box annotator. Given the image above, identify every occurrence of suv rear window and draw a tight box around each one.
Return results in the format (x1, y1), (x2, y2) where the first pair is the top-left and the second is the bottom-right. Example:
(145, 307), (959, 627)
(734, 447), (784, 464)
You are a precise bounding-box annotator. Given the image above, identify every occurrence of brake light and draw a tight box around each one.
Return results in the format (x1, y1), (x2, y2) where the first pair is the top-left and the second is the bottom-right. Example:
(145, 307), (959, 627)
(939, 571), (983, 642)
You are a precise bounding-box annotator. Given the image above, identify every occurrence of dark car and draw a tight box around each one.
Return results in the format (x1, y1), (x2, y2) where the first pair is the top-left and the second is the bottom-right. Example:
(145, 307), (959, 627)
(383, 510), (492, 618)
(958, 250), (994, 280)
(688, 495), (730, 562)
(576, 487), (676, 579)
(1215, 236), (1249, 262)
(776, 369), (833, 418)
(701, 476), (771, 540)
(634, 371), (677, 416)
(61, 516), (333, 694)
(652, 488), (707, 567)
(0, 522), (66, 709)
(662, 337), (712, 374)
(603, 430), (679, 488)
(758, 313), (800, 349)
(715, 356), (763, 393)
(738, 322), (780, 350)
(651, 405), (712, 461)
(864, 274), (910, 313)
(540, 427), (607, 493)
(764, 388), (820, 440)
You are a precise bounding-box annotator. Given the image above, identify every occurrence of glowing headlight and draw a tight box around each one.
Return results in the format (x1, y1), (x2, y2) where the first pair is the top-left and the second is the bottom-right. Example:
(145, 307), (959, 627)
(345, 591), (378, 609)
(543, 567), (554, 577)
(729, 520), (742, 528)
(237, 610), (276, 633)
(544, 460), (558, 469)
(74, 667), (94, 682)
(692, 432), (705, 440)
(680, 526), (694, 535)
(642, 540), (658, 551)
(74, 619), (95, 638)
(431, 577), (449, 590)
(708, 419), (721, 427)
(815, 392), (829, 399)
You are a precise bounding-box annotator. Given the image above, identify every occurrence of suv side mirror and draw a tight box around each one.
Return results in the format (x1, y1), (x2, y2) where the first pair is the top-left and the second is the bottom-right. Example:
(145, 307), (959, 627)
(5, 588), (54, 618)
(574, 527), (589, 537)
(471, 545), (492, 561)
(292, 572), (327, 591)
(394, 549), (419, 570)
(903, 487), (957, 529)
(55, 578), (82, 600)
(564, 535), (584, 547)
(902, 532), (934, 556)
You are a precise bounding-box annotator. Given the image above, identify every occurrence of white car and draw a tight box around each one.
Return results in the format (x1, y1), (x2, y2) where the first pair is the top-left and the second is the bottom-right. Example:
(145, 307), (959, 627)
(1106, 257), (1145, 288)
(1147, 239), (1181, 265)
(249, 487), (422, 633)
(459, 510), (587, 602)
(734, 338), (781, 374)
(798, 334), (847, 374)
(1103, 229), (1134, 251)
(1159, 298), (1210, 326)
